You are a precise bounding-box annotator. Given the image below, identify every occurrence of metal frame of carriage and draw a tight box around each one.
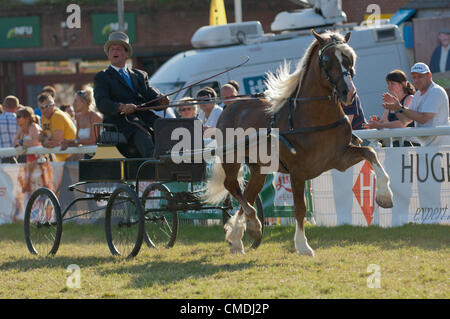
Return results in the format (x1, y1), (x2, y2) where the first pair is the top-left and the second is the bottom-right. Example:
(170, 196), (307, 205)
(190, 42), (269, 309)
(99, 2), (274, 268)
(23, 118), (265, 258)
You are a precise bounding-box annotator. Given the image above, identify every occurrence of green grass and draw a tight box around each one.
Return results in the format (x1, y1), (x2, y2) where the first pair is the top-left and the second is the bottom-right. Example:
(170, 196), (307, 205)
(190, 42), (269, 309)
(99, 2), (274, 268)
(0, 222), (448, 299)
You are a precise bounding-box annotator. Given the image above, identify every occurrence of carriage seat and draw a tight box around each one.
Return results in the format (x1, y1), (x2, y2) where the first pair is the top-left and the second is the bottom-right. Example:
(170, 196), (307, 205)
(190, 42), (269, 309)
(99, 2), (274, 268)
(95, 123), (142, 158)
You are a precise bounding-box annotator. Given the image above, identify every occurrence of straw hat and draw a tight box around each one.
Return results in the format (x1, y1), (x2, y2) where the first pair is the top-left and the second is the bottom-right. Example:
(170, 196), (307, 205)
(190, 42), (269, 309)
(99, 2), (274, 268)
(104, 31), (133, 57)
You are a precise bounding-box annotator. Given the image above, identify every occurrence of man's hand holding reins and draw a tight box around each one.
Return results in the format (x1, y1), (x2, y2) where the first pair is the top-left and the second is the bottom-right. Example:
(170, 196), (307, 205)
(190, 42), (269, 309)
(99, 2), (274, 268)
(118, 103), (137, 115)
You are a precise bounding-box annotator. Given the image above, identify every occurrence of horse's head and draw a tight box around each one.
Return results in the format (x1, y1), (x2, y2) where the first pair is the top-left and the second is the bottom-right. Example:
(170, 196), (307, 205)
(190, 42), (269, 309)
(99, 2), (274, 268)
(312, 29), (356, 106)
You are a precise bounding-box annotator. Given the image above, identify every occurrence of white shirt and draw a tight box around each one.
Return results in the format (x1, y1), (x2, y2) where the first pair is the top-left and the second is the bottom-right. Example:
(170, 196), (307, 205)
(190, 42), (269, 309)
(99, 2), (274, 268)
(408, 81), (450, 146)
(198, 105), (223, 128)
(110, 64), (130, 77)
(440, 45), (449, 73)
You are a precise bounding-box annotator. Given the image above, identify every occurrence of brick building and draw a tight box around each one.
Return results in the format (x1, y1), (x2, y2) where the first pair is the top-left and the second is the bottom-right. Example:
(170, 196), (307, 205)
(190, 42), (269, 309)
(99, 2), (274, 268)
(0, 0), (412, 106)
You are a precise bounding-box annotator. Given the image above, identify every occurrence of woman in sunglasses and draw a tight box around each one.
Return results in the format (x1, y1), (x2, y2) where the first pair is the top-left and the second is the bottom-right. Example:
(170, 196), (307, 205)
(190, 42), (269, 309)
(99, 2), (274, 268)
(13, 106), (42, 162)
(61, 87), (103, 151)
(178, 96), (198, 119)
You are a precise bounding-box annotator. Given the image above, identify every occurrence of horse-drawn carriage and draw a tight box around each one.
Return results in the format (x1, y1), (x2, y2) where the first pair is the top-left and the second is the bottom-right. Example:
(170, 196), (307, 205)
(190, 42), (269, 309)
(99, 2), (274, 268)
(23, 118), (265, 258)
(24, 29), (395, 258)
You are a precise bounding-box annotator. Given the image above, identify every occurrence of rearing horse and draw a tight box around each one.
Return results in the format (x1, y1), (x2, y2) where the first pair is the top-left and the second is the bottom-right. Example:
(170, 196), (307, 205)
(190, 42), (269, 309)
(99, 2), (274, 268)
(204, 30), (394, 256)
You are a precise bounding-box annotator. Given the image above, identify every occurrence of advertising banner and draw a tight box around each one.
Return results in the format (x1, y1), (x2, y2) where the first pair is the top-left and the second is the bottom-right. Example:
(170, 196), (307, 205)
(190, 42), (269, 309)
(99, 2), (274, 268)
(0, 16), (40, 48)
(91, 13), (136, 45)
(311, 146), (450, 227)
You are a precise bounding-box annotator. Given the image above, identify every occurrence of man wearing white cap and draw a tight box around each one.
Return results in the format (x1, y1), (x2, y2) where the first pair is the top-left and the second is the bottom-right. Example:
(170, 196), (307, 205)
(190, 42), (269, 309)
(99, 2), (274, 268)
(94, 31), (170, 157)
(382, 62), (450, 146)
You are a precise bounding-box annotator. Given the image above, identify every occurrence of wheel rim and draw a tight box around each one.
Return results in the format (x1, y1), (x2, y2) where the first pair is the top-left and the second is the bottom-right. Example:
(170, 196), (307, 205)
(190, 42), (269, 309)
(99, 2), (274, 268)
(142, 184), (177, 249)
(106, 187), (144, 258)
(25, 190), (61, 256)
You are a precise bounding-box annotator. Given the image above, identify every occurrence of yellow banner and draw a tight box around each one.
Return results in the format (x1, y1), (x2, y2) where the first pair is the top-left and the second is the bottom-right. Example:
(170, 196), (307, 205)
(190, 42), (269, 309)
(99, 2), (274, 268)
(209, 0), (227, 25)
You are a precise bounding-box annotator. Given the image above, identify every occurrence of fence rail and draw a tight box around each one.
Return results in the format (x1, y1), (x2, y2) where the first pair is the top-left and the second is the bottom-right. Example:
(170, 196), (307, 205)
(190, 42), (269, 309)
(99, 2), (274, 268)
(1, 126), (450, 158)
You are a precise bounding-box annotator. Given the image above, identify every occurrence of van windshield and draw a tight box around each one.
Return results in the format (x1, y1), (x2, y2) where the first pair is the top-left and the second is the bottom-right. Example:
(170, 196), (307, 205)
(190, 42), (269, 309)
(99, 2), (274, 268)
(151, 82), (185, 95)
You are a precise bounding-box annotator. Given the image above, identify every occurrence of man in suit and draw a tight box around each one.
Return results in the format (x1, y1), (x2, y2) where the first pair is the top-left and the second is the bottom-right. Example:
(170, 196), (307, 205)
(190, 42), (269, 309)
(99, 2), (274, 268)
(429, 29), (450, 73)
(94, 31), (169, 157)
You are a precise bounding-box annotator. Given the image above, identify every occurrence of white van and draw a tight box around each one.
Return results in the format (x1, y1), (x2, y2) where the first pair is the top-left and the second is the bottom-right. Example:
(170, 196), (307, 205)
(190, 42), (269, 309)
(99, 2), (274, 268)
(150, 10), (411, 118)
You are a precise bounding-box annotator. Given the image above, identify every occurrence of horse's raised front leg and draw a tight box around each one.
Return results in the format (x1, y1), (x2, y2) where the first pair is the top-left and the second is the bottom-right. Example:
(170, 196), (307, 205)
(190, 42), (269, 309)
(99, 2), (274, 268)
(290, 170), (315, 256)
(336, 145), (393, 208)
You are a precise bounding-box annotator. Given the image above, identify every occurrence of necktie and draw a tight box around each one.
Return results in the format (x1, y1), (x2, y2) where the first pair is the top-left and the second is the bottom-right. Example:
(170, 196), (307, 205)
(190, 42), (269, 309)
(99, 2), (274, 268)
(119, 68), (135, 92)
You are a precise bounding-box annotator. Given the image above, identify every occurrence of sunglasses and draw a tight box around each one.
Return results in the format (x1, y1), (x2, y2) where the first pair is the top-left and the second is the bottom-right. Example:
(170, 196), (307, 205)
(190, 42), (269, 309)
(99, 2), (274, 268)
(180, 107), (193, 112)
(39, 103), (53, 109)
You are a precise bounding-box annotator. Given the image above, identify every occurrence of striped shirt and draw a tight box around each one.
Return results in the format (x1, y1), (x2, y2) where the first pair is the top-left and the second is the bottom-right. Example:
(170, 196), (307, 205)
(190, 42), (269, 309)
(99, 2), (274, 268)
(0, 112), (18, 148)
(341, 94), (367, 130)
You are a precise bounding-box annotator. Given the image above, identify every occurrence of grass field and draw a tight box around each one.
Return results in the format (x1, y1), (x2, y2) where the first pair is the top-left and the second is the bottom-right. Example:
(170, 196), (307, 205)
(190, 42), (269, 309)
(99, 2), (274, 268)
(0, 222), (448, 299)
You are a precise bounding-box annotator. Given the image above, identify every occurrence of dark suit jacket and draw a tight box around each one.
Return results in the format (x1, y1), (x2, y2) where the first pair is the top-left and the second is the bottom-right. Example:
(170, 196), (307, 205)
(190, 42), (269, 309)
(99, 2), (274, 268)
(430, 46), (450, 73)
(94, 66), (162, 139)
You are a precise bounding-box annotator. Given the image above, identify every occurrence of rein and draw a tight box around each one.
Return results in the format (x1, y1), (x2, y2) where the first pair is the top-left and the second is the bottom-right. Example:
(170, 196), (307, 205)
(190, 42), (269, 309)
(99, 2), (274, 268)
(137, 56), (250, 109)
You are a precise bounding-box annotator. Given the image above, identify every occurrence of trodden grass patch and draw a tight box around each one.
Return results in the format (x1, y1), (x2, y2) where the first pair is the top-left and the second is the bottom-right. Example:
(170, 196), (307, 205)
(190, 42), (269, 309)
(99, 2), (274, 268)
(0, 222), (448, 298)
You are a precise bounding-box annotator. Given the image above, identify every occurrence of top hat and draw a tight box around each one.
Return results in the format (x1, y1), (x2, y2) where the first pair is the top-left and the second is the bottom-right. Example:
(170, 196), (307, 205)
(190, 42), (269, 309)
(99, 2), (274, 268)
(104, 31), (133, 57)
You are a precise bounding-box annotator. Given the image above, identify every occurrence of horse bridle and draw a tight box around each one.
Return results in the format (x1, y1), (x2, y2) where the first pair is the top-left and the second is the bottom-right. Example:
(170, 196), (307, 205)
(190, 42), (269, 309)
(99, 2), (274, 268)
(318, 38), (353, 94)
(268, 38), (356, 158)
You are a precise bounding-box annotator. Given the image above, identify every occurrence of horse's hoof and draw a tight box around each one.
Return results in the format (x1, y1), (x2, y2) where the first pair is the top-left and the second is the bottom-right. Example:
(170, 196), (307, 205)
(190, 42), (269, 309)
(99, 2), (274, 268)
(376, 192), (394, 208)
(297, 248), (315, 257)
(246, 228), (262, 242)
(246, 219), (262, 241)
(230, 247), (245, 254)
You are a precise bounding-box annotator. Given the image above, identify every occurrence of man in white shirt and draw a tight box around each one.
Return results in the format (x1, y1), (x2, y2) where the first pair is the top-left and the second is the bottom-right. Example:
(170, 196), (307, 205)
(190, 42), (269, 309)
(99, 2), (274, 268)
(197, 87), (223, 131)
(382, 62), (450, 146)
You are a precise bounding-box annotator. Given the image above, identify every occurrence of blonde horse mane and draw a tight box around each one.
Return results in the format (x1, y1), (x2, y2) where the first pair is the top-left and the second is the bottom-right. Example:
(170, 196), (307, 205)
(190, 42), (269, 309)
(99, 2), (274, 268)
(263, 31), (356, 115)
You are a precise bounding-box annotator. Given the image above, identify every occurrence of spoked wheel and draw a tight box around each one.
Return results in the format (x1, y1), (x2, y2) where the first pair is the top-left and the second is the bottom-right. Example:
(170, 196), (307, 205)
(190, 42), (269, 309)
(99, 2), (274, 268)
(24, 188), (63, 256)
(222, 194), (265, 249)
(105, 185), (145, 258)
(141, 183), (178, 249)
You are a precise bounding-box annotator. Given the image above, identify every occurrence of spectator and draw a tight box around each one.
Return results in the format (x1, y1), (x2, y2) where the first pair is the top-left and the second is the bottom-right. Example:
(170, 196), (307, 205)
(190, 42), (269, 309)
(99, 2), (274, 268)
(42, 85), (56, 98)
(363, 69), (420, 146)
(0, 103), (3, 114)
(429, 29), (450, 73)
(227, 80), (240, 93)
(383, 62), (450, 146)
(0, 95), (20, 163)
(197, 87), (223, 131)
(220, 83), (238, 109)
(61, 87), (103, 150)
(34, 85), (57, 119)
(178, 96), (198, 119)
(13, 106), (42, 162)
(59, 104), (76, 123)
(342, 93), (367, 130)
(37, 92), (76, 161)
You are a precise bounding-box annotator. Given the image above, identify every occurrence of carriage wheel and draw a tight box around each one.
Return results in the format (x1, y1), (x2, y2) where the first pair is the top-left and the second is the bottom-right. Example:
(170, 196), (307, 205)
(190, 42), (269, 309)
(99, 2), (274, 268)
(105, 185), (145, 258)
(24, 188), (63, 256)
(141, 183), (178, 249)
(222, 194), (265, 249)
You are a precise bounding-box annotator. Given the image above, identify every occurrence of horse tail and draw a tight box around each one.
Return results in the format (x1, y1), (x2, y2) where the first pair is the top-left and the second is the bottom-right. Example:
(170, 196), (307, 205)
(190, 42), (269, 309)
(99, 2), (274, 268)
(202, 157), (245, 205)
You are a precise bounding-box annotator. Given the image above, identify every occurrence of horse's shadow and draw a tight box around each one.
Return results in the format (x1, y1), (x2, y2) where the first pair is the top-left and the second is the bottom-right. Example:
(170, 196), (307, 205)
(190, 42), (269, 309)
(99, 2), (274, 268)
(99, 255), (256, 289)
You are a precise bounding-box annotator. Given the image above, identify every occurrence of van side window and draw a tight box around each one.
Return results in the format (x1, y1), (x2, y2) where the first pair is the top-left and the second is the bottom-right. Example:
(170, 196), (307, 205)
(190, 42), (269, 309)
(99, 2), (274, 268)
(183, 81), (220, 98)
